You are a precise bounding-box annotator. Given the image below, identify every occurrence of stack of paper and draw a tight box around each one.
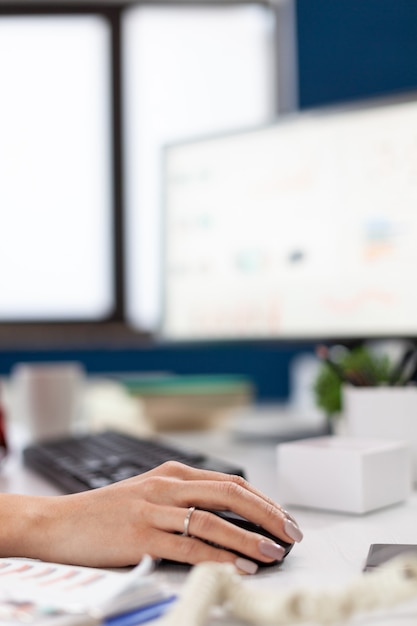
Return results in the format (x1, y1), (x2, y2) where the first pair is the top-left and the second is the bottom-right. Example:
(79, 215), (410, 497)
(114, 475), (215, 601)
(0, 556), (175, 625)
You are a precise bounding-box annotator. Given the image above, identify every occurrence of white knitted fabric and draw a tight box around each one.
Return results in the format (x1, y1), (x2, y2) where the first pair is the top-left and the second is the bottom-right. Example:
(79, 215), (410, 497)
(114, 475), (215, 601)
(158, 556), (417, 626)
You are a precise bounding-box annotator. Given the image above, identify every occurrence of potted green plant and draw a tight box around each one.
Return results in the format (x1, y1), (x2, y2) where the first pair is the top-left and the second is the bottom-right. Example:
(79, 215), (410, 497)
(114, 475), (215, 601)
(313, 346), (392, 422)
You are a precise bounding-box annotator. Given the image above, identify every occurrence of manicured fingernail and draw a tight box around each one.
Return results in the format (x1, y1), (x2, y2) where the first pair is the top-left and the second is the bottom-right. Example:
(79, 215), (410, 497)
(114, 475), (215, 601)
(259, 540), (286, 561)
(284, 518), (303, 542)
(283, 509), (298, 524)
(235, 557), (258, 575)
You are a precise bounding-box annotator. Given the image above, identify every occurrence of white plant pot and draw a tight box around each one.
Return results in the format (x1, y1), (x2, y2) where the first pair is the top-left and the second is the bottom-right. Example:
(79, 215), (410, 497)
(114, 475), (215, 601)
(343, 385), (417, 483)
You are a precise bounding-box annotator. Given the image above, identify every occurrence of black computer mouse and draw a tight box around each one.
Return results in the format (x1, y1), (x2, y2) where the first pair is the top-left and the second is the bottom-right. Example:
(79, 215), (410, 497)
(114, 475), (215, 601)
(208, 509), (294, 567)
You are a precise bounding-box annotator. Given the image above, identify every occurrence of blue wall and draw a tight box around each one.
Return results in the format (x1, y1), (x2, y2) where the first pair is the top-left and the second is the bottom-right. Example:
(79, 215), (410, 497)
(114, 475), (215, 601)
(0, 342), (315, 402)
(297, 0), (417, 108)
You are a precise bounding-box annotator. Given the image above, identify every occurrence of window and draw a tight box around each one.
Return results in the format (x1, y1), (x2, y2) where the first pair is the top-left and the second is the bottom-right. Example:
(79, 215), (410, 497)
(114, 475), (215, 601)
(0, 12), (114, 322)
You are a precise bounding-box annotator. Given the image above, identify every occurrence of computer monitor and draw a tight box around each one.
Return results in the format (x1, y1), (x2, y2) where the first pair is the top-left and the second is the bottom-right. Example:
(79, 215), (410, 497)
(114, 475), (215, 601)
(0, 11), (114, 322)
(161, 92), (417, 342)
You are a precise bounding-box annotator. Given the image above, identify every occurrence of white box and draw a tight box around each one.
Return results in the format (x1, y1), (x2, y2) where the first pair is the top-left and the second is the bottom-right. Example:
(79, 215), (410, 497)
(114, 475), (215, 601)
(276, 437), (412, 514)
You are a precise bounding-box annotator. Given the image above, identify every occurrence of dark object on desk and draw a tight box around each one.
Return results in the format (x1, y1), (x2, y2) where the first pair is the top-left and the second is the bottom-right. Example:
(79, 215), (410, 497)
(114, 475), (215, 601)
(0, 382), (8, 465)
(23, 430), (245, 493)
(210, 510), (293, 567)
(364, 543), (417, 572)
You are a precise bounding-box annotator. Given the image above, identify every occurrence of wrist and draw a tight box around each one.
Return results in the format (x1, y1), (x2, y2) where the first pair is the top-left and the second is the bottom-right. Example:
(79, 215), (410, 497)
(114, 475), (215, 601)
(0, 493), (62, 560)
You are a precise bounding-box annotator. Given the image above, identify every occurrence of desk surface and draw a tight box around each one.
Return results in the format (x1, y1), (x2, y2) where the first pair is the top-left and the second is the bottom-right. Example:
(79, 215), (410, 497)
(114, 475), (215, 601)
(1, 425), (417, 625)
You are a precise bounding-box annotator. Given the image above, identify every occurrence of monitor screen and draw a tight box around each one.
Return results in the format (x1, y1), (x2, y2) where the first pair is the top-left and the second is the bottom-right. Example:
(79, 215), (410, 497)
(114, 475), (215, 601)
(161, 93), (417, 341)
(0, 13), (114, 322)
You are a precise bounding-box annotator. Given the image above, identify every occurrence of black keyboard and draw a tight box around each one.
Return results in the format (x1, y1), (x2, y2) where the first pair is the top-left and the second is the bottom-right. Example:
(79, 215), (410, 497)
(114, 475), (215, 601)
(23, 430), (245, 493)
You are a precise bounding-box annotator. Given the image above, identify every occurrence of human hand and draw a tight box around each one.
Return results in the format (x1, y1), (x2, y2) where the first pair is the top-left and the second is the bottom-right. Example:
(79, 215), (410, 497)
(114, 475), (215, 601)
(12, 461), (303, 573)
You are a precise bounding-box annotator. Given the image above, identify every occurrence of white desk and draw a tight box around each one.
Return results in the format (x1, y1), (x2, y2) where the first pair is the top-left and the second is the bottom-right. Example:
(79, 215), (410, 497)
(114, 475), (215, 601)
(1, 426), (417, 625)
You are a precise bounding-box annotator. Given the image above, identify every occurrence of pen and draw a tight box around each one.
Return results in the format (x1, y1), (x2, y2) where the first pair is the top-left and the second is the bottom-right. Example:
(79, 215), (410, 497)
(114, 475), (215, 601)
(104, 595), (177, 626)
(401, 355), (417, 386)
(389, 346), (417, 386)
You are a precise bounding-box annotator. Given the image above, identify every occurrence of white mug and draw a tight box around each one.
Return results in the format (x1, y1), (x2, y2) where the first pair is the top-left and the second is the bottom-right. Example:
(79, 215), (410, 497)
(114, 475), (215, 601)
(11, 362), (85, 443)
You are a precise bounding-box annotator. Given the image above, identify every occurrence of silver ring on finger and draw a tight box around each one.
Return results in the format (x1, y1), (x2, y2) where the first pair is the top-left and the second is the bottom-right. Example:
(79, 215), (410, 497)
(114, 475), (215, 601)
(182, 506), (196, 537)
